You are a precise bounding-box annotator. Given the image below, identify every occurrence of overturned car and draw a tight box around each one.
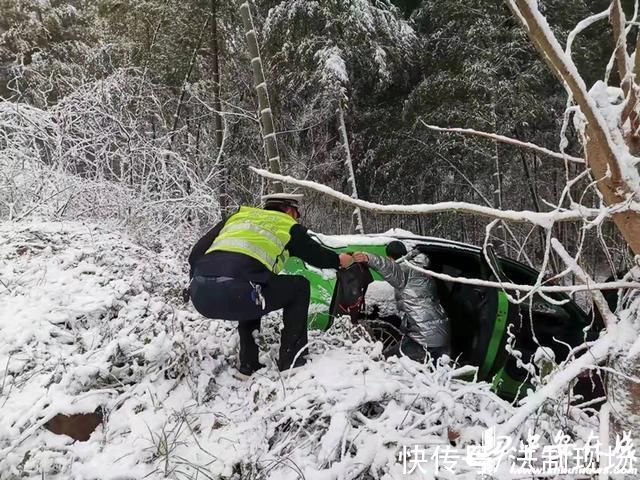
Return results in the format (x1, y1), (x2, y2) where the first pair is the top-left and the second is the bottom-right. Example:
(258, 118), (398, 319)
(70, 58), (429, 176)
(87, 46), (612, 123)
(283, 231), (603, 401)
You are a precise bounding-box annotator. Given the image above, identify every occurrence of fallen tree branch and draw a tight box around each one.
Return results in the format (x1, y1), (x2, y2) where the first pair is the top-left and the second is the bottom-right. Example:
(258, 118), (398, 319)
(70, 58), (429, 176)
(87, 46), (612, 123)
(497, 333), (614, 437)
(402, 261), (640, 294)
(421, 122), (585, 164)
(251, 167), (640, 227)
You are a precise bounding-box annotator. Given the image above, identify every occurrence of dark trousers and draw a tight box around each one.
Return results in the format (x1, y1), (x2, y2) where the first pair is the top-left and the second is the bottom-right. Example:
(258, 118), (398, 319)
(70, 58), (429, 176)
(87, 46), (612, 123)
(190, 274), (311, 371)
(383, 336), (450, 363)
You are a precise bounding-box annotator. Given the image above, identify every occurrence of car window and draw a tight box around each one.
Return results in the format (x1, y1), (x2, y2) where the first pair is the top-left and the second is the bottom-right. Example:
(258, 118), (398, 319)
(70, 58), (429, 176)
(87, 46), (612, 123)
(418, 245), (483, 279)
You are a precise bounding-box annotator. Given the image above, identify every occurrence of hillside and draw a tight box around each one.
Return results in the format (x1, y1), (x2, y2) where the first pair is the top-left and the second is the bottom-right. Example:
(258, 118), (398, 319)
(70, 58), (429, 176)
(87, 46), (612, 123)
(0, 221), (544, 479)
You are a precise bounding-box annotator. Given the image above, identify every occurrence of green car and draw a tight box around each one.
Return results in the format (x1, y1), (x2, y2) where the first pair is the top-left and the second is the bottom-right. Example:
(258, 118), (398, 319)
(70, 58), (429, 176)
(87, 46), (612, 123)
(283, 232), (603, 401)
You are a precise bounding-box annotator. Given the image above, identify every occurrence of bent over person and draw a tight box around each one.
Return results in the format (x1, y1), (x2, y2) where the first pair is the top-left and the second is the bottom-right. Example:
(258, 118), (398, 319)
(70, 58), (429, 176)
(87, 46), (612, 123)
(188, 194), (353, 379)
(353, 241), (451, 362)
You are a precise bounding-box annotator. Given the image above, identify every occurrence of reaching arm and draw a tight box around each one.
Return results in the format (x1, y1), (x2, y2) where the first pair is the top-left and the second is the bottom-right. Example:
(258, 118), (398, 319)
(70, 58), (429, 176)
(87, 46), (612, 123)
(363, 253), (408, 289)
(287, 224), (341, 269)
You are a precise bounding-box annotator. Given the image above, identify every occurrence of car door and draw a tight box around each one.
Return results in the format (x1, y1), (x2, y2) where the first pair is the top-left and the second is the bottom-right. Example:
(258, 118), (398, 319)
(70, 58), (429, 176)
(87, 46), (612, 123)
(478, 244), (530, 399)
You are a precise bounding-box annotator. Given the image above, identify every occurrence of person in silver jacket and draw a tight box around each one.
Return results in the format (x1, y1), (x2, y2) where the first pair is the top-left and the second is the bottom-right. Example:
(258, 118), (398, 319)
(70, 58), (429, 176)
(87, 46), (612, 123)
(353, 241), (451, 362)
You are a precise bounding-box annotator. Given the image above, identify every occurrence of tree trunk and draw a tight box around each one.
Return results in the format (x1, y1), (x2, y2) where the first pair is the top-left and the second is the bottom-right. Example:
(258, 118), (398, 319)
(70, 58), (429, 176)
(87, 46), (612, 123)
(169, 16), (210, 148)
(491, 101), (508, 254)
(211, 0), (227, 214)
(337, 103), (364, 234)
(584, 125), (640, 255)
(610, 0), (630, 97)
(607, 352), (640, 452)
(239, 2), (283, 194)
(492, 140), (506, 253)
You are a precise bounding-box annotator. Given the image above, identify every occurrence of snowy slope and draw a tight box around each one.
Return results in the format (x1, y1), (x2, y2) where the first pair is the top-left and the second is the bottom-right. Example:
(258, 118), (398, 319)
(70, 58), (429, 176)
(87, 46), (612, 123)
(0, 221), (598, 479)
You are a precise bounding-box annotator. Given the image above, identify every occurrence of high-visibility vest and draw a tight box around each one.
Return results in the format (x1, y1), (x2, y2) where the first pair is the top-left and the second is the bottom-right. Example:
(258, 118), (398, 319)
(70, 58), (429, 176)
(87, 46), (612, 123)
(206, 206), (297, 273)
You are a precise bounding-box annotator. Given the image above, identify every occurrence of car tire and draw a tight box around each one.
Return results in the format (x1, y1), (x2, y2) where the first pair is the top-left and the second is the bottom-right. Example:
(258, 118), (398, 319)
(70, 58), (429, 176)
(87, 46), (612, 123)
(361, 318), (403, 350)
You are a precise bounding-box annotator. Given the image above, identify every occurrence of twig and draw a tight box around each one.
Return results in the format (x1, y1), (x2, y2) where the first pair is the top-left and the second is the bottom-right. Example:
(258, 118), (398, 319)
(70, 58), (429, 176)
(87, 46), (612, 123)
(498, 333), (614, 437)
(404, 260), (640, 294)
(421, 122), (585, 164)
(0, 353), (12, 396)
(551, 239), (618, 329)
(0, 277), (11, 293)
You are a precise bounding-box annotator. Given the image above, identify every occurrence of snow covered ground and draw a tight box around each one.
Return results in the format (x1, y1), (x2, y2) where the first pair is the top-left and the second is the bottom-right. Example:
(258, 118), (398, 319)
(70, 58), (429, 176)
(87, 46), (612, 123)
(0, 221), (602, 479)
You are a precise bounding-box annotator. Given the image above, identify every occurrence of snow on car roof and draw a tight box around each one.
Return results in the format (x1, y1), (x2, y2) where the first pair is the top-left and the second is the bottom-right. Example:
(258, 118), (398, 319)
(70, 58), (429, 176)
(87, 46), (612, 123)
(309, 232), (396, 248)
(309, 228), (481, 253)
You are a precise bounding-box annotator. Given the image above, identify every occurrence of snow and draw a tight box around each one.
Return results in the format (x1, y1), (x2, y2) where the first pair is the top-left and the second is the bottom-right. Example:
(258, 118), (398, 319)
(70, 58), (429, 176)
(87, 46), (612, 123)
(316, 46), (349, 86)
(498, 333), (612, 437)
(303, 262), (337, 282)
(607, 290), (640, 435)
(0, 220), (621, 478)
(374, 46), (390, 84)
(310, 231), (395, 248)
(364, 281), (398, 317)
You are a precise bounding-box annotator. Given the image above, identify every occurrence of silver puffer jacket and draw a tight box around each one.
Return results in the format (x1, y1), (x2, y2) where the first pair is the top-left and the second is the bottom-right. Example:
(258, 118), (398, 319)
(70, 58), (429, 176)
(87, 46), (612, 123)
(367, 253), (450, 348)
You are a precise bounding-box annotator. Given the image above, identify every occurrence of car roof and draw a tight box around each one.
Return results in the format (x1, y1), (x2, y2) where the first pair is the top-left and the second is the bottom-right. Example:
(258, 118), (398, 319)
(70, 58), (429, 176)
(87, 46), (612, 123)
(362, 232), (588, 318)
(315, 230), (544, 280)
(313, 230), (478, 252)
(389, 233), (547, 280)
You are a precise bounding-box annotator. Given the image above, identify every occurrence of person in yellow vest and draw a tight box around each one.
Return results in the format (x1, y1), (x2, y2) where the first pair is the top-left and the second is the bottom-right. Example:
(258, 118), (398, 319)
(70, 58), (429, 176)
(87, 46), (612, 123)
(188, 194), (353, 379)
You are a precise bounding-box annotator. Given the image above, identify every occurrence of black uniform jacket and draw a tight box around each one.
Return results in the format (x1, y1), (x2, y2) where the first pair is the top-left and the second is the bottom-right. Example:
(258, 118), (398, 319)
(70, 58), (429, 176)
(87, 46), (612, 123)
(188, 215), (339, 284)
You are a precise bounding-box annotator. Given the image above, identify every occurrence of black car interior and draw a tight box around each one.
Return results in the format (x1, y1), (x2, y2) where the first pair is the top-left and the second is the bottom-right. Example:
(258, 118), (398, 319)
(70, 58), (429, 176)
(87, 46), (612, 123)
(414, 244), (497, 366)
(408, 243), (592, 374)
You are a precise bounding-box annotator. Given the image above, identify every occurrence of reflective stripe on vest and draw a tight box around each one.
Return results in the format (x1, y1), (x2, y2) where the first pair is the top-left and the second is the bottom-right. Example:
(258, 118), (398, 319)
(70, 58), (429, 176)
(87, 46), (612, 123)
(218, 222), (287, 252)
(205, 206), (297, 273)
(208, 237), (279, 271)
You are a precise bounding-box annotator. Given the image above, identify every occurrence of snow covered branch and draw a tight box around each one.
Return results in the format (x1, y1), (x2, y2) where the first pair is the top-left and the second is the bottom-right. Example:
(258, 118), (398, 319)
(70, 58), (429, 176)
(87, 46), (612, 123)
(403, 261), (640, 294)
(551, 239), (619, 329)
(610, 0), (630, 97)
(565, 7), (611, 59)
(0, 70), (224, 233)
(422, 122), (585, 164)
(251, 167), (640, 227)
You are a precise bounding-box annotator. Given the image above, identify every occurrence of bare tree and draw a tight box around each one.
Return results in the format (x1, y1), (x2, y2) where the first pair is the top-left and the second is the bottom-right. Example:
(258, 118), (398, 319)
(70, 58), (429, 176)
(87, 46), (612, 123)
(507, 0), (640, 442)
(211, 0), (226, 213)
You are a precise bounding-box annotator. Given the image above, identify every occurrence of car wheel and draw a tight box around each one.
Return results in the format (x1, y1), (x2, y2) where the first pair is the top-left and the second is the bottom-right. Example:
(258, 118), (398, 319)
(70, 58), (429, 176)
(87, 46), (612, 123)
(362, 319), (403, 350)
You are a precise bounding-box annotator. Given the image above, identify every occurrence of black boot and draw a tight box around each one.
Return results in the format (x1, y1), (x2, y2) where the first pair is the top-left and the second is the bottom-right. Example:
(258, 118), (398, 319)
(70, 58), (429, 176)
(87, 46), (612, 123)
(277, 277), (311, 371)
(237, 318), (263, 376)
(278, 354), (307, 372)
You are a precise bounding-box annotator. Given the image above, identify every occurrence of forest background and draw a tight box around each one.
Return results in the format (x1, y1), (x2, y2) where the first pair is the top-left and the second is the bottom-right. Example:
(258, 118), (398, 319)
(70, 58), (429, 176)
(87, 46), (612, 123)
(0, 0), (631, 276)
